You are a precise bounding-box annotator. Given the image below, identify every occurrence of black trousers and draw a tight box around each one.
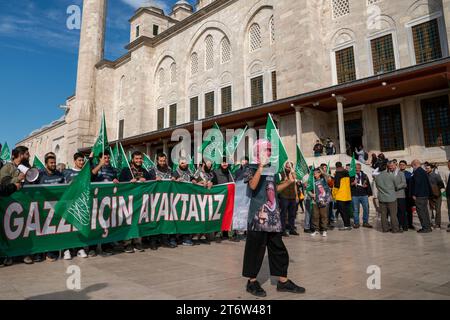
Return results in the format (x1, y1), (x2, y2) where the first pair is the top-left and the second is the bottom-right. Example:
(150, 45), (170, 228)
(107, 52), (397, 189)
(242, 231), (289, 279)
(336, 201), (351, 227)
(397, 198), (407, 228)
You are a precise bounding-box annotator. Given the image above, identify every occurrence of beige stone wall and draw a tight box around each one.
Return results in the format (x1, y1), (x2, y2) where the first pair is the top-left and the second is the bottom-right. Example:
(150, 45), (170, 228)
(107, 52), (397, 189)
(20, 0), (450, 166)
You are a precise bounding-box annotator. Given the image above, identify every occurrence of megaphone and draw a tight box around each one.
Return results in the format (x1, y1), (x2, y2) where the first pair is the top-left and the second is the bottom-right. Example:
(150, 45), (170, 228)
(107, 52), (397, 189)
(18, 165), (40, 183)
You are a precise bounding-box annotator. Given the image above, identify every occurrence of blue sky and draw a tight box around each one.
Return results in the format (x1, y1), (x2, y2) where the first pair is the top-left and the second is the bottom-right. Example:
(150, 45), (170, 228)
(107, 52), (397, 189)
(0, 0), (196, 148)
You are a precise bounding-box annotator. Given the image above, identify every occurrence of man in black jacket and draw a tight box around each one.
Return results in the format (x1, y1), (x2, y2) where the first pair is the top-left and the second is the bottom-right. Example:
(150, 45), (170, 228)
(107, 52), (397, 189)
(119, 151), (156, 253)
(351, 164), (373, 229)
(410, 160), (433, 233)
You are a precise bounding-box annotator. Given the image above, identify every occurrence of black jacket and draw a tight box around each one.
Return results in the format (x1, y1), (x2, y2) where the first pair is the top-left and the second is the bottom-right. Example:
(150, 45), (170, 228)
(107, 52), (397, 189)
(119, 166), (155, 182)
(350, 171), (372, 197)
(0, 182), (17, 197)
(212, 168), (233, 185)
(410, 167), (432, 198)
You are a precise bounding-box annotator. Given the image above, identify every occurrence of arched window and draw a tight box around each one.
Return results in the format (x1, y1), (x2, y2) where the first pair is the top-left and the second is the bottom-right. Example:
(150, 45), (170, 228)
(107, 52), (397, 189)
(191, 52), (198, 75)
(269, 16), (275, 45)
(170, 63), (177, 83)
(249, 23), (262, 52)
(119, 75), (125, 105)
(221, 37), (231, 64)
(159, 68), (165, 88)
(205, 35), (214, 70)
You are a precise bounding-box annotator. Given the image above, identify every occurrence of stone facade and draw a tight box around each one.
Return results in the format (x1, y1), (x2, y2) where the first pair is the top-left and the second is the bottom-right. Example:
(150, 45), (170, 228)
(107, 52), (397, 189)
(19, 0), (450, 170)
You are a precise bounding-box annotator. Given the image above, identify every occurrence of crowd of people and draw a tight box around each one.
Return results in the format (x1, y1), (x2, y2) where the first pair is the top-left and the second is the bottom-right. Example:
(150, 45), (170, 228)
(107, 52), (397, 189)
(1, 144), (449, 296)
(295, 155), (450, 238)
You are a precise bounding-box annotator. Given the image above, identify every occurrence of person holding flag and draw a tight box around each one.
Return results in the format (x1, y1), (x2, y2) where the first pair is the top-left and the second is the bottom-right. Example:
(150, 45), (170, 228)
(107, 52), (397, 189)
(119, 151), (156, 253)
(278, 161), (299, 237)
(242, 135), (305, 297)
(151, 153), (177, 249)
(90, 150), (119, 256)
(60, 153), (90, 260)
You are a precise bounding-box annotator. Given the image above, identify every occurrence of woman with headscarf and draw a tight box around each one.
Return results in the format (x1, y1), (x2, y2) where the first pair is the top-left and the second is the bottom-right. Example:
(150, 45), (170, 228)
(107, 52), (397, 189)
(242, 139), (305, 297)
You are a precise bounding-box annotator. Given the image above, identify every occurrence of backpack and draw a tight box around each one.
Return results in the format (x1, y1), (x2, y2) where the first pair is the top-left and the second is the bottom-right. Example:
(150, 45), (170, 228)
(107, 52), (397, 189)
(364, 152), (369, 161)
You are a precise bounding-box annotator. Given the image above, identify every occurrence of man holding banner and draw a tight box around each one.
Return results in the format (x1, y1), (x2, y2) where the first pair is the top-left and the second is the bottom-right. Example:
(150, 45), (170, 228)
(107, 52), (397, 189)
(119, 151), (156, 253)
(242, 138), (305, 297)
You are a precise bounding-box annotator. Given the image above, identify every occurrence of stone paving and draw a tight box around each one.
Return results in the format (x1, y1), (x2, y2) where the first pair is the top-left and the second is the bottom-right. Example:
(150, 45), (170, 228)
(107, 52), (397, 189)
(1, 207), (449, 300)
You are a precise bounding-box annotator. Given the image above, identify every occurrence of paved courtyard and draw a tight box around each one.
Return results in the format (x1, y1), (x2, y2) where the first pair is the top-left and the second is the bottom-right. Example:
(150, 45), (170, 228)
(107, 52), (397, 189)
(1, 207), (450, 300)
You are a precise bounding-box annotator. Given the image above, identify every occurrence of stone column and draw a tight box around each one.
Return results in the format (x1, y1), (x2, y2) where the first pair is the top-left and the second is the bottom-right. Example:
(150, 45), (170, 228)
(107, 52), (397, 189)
(247, 121), (255, 163)
(336, 96), (346, 154)
(66, 0), (107, 159)
(293, 106), (303, 149)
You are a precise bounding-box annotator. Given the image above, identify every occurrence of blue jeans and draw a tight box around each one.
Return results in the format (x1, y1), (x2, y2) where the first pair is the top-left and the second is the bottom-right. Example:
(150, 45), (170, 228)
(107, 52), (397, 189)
(352, 196), (369, 225)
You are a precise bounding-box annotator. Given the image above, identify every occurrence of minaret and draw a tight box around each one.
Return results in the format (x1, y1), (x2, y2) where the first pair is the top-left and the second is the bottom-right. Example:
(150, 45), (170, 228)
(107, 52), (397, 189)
(66, 0), (107, 156)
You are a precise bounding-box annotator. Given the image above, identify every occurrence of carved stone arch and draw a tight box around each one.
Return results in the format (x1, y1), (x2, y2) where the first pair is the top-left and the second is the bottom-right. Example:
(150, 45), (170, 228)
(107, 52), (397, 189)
(220, 71), (233, 85)
(248, 59), (264, 76)
(407, 0), (442, 19)
(188, 83), (200, 96)
(330, 28), (356, 48)
(368, 14), (397, 35)
(203, 78), (215, 92)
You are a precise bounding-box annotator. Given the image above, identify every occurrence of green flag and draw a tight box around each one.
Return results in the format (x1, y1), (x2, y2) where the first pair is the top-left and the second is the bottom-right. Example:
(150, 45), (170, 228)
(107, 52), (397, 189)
(143, 153), (156, 171)
(202, 123), (224, 168)
(33, 156), (45, 170)
(0, 142), (11, 162)
(54, 162), (92, 237)
(327, 160), (331, 175)
(349, 153), (357, 178)
(226, 126), (247, 158)
(110, 144), (119, 169)
(127, 151), (132, 163)
(295, 145), (309, 180)
(92, 112), (109, 159)
(265, 114), (289, 174)
(117, 143), (131, 172)
(306, 164), (315, 193)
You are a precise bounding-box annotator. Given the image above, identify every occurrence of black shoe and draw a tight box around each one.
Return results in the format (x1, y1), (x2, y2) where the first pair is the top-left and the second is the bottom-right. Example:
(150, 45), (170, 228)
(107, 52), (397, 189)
(215, 237), (222, 244)
(125, 245), (135, 253)
(33, 254), (43, 263)
(277, 280), (306, 294)
(23, 256), (34, 265)
(230, 236), (240, 242)
(363, 223), (373, 229)
(149, 241), (158, 251)
(409, 225), (416, 230)
(353, 224), (360, 229)
(134, 244), (145, 252)
(403, 226), (409, 232)
(246, 280), (267, 298)
(199, 238), (211, 245)
(417, 229), (432, 234)
(282, 231), (290, 237)
(162, 241), (177, 249)
(304, 229), (312, 234)
(289, 230), (300, 236)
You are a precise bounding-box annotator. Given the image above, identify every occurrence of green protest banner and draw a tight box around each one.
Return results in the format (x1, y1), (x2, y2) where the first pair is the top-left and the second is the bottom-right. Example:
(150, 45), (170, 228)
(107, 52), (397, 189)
(0, 181), (235, 257)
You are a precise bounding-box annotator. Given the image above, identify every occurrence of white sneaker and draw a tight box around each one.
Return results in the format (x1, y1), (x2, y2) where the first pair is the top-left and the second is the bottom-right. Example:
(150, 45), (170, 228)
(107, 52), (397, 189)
(63, 250), (72, 261)
(310, 231), (320, 237)
(77, 249), (88, 258)
(322, 231), (328, 238)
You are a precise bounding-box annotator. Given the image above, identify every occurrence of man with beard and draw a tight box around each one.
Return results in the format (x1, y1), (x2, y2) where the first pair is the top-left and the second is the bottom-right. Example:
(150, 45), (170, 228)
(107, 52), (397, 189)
(119, 151), (156, 253)
(211, 158), (236, 242)
(62, 153), (89, 259)
(37, 153), (66, 262)
(150, 153), (177, 249)
(0, 146), (29, 267)
(172, 157), (199, 246)
(90, 150), (119, 256)
(243, 139), (305, 297)
(194, 159), (215, 244)
(233, 156), (250, 182)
